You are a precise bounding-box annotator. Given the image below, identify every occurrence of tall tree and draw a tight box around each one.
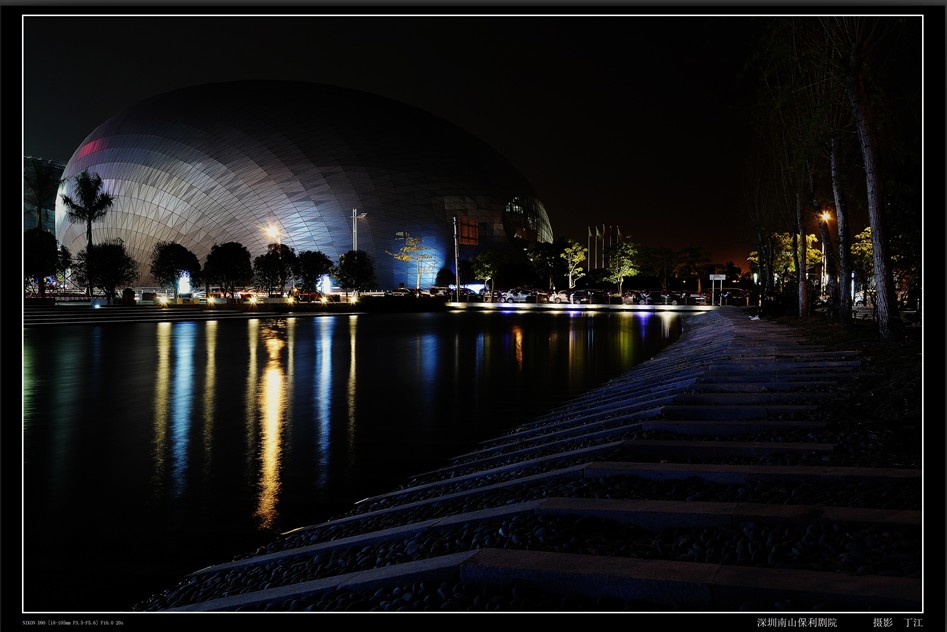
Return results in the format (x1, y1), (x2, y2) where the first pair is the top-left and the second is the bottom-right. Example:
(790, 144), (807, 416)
(604, 238), (639, 295)
(676, 246), (712, 294)
(471, 248), (506, 293)
(559, 240), (587, 290)
(203, 242), (253, 301)
(149, 241), (202, 298)
(24, 158), (63, 232)
(826, 17), (904, 341)
(752, 19), (834, 318)
(24, 228), (63, 298)
(526, 240), (561, 290)
(60, 170), (115, 297)
(253, 243), (297, 296)
(636, 246), (678, 290)
(296, 249), (334, 292)
(72, 239), (139, 304)
(332, 250), (377, 297)
(386, 234), (436, 290)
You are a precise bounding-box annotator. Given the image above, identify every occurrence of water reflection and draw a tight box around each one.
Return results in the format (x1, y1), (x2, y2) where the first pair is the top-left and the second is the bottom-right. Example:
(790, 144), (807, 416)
(152, 322), (171, 495)
(314, 317), (335, 488)
(202, 321), (217, 479)
(511, 324), (524, 368)
(255, 323), (288, 529)
(23, 310), (683, 612)
(346, 315), (358, 462)
(151, 323), (197, 498)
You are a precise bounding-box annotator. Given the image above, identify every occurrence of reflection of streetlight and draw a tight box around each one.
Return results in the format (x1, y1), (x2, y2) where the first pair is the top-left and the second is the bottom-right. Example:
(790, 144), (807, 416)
(352, 209), (367, 251)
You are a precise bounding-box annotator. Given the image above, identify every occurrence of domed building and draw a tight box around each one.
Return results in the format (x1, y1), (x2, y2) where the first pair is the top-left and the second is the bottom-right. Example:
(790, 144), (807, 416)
(55, 80), (553, 291)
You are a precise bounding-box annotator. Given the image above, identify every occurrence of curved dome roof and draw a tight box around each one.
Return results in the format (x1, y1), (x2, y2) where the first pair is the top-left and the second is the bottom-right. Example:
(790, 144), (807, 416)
(55, 80), (553, 290)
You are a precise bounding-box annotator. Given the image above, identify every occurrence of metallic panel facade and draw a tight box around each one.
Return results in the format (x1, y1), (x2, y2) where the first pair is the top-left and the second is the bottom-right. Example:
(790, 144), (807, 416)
(55, 81), (553, 290)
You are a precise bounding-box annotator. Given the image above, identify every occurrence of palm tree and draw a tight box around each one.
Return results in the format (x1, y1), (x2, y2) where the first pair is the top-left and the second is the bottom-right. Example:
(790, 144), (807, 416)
(60, 170), (114, 296)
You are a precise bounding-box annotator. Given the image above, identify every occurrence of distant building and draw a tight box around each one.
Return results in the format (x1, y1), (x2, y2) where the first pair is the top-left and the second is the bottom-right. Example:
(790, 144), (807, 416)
(55, 81), (553, 289)
(24, 156), (65, 234)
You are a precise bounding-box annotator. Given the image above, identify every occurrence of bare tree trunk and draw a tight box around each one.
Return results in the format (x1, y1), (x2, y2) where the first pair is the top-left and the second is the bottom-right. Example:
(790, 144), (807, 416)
(846, 45), (900, 341)
(830, 136), (853, 325)
(794, 192), (809, 317)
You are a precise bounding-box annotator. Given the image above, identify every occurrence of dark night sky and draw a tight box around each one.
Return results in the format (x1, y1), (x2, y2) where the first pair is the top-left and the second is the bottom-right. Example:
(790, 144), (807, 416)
(15, 9), (929, 269)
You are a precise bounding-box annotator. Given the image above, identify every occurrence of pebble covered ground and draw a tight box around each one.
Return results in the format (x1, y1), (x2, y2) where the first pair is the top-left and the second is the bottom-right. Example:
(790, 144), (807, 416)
(133, 309), (923, 613)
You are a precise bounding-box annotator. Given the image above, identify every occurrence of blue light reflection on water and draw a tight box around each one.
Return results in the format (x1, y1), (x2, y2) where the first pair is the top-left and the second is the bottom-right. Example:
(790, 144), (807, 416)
(22, 310), (683, 612)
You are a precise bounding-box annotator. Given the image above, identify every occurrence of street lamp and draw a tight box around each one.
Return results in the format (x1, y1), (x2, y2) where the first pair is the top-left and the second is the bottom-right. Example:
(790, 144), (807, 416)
(352, 209), (367, 251)
(819, 211), (831, 298)
(265, 225), (280, 245)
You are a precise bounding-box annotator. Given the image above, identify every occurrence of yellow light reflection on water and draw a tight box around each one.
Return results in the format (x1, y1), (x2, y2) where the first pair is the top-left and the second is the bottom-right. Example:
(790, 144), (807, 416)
(346, 315), (358, 460)
(511, 324), (524, 369)
(245, 320), (260, 461)
(659, 311), (676, 338)
(254, 331), (287, 530)
(202, 321), (217, 477)
(152, 323), (171, 492)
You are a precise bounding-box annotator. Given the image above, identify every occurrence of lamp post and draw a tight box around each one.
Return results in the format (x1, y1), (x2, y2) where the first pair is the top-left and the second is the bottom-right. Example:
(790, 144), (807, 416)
(453, 217), (461, 302)
(352, 209), (367, 251)
(819, 211), (831, 298)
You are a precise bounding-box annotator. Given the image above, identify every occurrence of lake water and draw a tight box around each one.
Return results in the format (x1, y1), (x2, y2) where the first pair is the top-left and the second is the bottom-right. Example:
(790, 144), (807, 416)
(22, 309), (684, 613)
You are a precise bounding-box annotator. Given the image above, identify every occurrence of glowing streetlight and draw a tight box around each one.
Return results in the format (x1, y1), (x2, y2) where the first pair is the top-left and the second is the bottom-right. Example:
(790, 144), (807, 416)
(819, 210), (832, 298)
(265, 225), (280, 245)
(352, 209), (367, 251)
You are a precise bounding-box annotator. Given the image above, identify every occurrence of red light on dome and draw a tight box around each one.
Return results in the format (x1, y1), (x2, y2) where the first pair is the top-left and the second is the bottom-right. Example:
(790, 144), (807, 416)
(76, 138), (105, 159)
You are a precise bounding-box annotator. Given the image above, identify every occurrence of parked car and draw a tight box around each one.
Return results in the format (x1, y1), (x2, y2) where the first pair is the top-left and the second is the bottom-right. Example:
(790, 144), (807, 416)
(570, 288), (607, 304)
(684, 291), (707, 305)
(638, 290), (666, 305)
(479, 288), (503, 302)
(295, 291), (325, 303)
(501, 288), (535, 303)
(452, 287), (480, 301)
(548, 290), (571, 304)
(385, 287), (414, 297)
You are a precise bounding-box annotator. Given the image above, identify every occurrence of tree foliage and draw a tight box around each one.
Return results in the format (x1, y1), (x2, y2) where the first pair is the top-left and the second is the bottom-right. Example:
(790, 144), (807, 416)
(150, 241), (202, 297)
(636, 246), (678, 290)
(434, 266), (455, 287)
(560, 240), (587, 290)
(24, 158), (63, 231)
(59, 170), (115, 296)
(386, 235), (437, 290)
(296, 250), (334, 292)
(471, 248), (506, 292)
(253, 243), (297, 295)
(203, 242), (253, 300)
(332, 250), (377, 294)
(24, 228), (68, 297)
(675, 246), (712, 293)
(604, 238), (639, 294)
(72, 239), (139, 303)
(526, 240), (561, 290)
